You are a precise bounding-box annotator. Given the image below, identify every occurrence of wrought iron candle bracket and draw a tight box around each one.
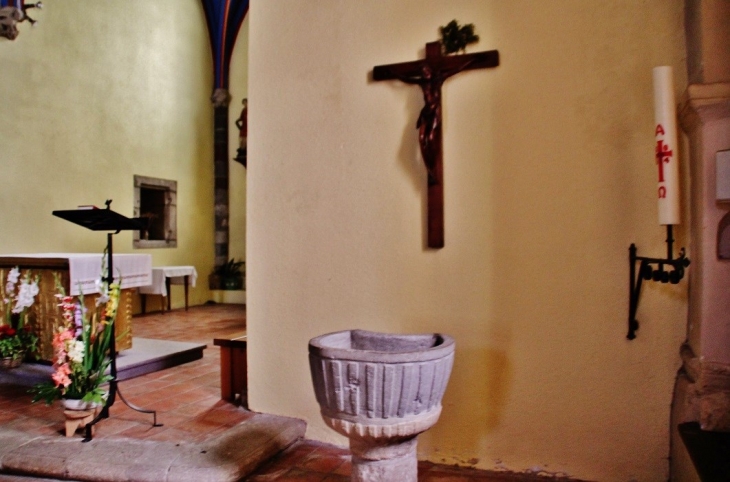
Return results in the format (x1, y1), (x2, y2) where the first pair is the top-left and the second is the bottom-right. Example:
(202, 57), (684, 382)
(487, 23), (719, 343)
(628, 225), (690, 340)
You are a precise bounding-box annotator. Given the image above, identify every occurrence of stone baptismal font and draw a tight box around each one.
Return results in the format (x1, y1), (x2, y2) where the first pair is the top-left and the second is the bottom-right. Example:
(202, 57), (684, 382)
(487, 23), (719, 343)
(309, 329), (455, 482)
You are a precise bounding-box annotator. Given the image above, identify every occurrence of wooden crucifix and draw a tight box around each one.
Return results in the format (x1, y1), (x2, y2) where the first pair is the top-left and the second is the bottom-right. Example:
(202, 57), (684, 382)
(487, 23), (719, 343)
(373, 41), (499, 248)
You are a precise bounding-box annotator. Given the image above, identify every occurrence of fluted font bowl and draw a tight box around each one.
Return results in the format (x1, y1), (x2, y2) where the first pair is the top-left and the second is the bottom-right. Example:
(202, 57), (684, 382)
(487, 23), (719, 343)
(309, 329), (455, 441)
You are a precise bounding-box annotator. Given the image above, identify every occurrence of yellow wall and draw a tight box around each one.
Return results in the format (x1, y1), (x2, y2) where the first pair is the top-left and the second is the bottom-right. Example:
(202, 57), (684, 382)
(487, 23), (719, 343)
(0, 0), (247, 307)
(247, 1), (687, 480)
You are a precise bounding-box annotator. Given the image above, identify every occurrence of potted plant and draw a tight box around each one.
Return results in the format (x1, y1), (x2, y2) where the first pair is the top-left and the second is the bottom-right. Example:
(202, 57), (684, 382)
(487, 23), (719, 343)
(0, 267), (40, 368)
(214, 258), (245, 291)
(31, 272), (120, 408)
(0, 324), (37, 368)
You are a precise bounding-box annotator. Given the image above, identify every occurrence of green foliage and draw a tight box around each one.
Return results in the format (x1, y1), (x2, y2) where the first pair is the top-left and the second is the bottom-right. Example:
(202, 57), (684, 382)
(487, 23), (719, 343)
(32, 370), (112, 406)
(0, 325), (38, 359)
(439, 19), (479, 55)
(215, 258), (245, 279)
(0, 326), (24, 359)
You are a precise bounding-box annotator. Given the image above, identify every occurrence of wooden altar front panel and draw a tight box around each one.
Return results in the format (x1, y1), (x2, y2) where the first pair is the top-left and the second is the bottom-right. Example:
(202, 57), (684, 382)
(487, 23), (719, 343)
(0, 258), (133, 362)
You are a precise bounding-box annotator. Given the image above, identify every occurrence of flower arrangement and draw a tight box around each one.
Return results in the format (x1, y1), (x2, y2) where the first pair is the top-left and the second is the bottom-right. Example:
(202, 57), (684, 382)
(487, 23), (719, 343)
(32, 269), (121, 406)
(0, 267), (40, 363)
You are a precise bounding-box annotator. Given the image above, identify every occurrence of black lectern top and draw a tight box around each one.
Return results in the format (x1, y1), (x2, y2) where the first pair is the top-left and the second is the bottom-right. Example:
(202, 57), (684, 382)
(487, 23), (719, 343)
(53, 208), (146, 232)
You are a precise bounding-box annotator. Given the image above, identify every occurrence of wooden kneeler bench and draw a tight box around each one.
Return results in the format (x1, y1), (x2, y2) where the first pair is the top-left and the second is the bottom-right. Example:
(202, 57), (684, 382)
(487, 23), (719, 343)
(213, 331), (247, 405)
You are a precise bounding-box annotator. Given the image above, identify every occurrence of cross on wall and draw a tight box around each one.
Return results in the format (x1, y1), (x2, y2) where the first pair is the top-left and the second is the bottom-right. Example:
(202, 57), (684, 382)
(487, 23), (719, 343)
(372, 41), (500, 248)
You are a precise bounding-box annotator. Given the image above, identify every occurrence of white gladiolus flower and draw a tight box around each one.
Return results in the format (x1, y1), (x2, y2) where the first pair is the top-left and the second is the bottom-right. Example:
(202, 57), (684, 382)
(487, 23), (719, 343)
(96, 293), (109, 306)
(67, 340), (85, 364)
(7, 268), (20, 285)
(95, 278), (110, 306)
(12, 280), (40, 313)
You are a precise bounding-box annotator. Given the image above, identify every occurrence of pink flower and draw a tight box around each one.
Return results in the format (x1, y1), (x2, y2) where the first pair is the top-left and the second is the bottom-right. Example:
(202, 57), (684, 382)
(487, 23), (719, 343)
(51, 363), (72, 388)
(52, 329), (74, 348)
(56, 296), (77, 326)
(54, 350), (67, 365)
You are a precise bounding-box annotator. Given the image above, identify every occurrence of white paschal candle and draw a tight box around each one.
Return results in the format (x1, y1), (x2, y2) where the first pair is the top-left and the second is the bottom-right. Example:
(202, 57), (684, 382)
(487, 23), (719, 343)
(653, 66), (681, 225)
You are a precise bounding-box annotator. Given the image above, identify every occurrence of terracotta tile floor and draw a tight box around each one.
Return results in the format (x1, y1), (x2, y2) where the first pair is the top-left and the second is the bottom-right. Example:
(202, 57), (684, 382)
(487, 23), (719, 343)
(0, 304), (252, 445)
(0, 304), (573, 482)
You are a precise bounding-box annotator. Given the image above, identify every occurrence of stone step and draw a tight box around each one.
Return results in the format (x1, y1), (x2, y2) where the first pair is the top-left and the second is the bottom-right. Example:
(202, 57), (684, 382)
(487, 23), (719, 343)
(0, 412), (306, 482)
(114, 337), (206, 381)
(0, 476), (70, 481)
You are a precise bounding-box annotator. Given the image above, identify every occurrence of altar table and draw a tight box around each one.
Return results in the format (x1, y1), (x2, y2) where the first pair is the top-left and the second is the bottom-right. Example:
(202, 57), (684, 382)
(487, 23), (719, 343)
(0, 253), (152, 361)
(138, 266), (197, 313)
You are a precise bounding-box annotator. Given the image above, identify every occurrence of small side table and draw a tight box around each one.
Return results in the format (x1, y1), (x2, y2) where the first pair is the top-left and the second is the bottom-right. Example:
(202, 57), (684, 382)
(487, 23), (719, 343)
(139, 266), (197, 313)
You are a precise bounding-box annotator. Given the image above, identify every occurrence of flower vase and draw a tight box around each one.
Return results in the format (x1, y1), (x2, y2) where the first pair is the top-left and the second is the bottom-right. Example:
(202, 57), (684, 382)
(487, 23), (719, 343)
(62, 398), (103, 438)
(62, 398), (103, 411)
(0, 356), (22, 369)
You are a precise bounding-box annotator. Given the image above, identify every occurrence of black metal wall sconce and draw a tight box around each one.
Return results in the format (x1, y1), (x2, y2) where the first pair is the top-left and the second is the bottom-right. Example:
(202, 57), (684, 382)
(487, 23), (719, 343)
(628, 225), (690, 340)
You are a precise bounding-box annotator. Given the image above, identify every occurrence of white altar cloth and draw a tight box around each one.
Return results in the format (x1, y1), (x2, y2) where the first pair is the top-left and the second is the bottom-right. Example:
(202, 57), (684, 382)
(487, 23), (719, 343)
(0, 253), (152, 296)
(138, 266), (197, 297)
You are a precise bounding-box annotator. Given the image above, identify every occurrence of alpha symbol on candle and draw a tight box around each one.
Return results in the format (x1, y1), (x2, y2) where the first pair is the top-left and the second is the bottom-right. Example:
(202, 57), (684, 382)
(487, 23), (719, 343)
(655, 124), (665, 136)
(658, 186), (667, 198)
(655, 139), (672, 182)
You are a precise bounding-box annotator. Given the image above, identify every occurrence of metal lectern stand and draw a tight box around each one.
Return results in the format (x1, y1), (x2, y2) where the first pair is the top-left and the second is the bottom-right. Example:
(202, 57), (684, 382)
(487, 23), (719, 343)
(53, 200), (162, 442)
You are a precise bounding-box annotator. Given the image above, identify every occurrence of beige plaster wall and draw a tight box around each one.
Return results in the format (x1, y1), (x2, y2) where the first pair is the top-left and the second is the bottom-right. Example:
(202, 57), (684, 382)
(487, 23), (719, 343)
(685, 0), (730, 84)
(247, 1), (688, 480)
(0, 0), (243, 307)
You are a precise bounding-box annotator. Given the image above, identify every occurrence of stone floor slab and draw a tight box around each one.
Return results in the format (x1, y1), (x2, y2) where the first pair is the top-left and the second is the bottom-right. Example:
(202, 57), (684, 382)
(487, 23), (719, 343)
(0, 412), (306, 482)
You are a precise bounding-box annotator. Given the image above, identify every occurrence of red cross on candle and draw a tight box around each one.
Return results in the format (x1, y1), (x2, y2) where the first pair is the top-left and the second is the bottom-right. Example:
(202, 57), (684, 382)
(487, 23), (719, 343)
(655, 139), (672, 183)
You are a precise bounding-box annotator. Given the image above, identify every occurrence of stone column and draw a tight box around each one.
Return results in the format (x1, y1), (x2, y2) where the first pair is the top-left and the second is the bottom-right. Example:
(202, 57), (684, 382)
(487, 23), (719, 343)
(671, 1), (730, 480)
(350, 438), (417, 482)
(211, 88), (231, 277)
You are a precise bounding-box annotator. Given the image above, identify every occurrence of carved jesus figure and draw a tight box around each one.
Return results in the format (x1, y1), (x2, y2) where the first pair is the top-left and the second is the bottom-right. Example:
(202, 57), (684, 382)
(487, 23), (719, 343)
(396, 61), (473, 185)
